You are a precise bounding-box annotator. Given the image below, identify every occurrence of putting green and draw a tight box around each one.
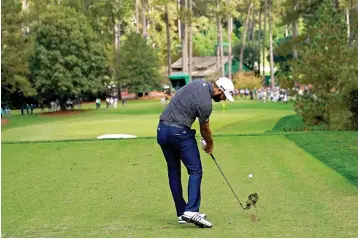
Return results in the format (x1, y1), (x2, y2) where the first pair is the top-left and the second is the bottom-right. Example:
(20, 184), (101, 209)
(2, 136), (358, 237)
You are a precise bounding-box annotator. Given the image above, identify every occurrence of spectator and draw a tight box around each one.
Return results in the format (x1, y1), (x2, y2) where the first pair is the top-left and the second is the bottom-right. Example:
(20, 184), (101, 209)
(40, 102), (45, 113)
(21, 103), (25, 115)
(30, 104), (34, 115)
(106, 97), (110, 108)
(26, 104), (30, 115)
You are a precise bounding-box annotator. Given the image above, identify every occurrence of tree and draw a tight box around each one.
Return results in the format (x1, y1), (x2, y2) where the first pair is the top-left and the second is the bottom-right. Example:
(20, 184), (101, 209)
(119, 32), (162, 93)
(227, 0), (233, 79)
(233, 43), (259, 68)
(29, 6), (110, 106)
(136, 0), (140, 33)
(142, 0), (148, 37)
(193, 20), (240, 56)
(180, 0), (188, 73)
(164, 2), (172, 76)
(238, 1), (253, 75)
(218, 1), (225, 77)
(262, 0), (267, 81)
(188, 0), (193, 81)
(291, 1), (358, 130)
(1, 0), (36, 102)
(268, 0), (275, 88)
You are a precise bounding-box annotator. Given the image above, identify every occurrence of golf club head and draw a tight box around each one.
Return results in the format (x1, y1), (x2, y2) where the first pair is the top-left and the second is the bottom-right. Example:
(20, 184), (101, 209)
(244, 193), (259, 210)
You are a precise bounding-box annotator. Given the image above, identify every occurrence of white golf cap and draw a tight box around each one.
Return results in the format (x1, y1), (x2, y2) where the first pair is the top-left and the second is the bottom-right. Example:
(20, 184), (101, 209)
(215, 77), (235, 102)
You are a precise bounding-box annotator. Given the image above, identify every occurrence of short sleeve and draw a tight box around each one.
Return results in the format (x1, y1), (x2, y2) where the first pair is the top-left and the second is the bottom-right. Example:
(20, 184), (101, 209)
(197, 102), (212, 124)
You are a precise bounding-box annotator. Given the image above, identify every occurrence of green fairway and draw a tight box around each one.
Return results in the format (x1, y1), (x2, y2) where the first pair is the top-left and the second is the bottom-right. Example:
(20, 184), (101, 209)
(2, 136), (358, 237)
(2, 100), (358, 237)
(1, 100), (293, 142)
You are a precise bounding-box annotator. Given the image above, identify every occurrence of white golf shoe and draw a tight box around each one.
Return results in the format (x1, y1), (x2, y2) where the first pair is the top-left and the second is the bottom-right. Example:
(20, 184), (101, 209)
(178, 213), (206, 224)
(180, 211), (212, 228)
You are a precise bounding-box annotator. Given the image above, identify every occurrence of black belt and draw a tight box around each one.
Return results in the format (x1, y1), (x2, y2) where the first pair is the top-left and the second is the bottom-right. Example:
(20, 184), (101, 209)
(160, 120), (186, 129)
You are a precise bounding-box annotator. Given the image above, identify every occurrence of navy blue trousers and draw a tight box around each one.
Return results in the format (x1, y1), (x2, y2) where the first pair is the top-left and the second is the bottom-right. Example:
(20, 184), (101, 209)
(157, 122), (202, 216)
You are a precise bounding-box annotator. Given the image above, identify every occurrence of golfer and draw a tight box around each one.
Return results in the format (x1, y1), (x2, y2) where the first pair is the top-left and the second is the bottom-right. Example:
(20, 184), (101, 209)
(157, 77), (235, 228)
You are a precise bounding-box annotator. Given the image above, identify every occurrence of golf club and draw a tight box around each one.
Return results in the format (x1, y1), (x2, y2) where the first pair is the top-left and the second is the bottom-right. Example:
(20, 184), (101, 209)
(209, 153), (259, 212)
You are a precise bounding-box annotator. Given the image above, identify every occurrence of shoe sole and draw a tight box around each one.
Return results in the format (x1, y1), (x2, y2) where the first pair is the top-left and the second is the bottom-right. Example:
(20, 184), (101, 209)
(181, 215), (212, 228)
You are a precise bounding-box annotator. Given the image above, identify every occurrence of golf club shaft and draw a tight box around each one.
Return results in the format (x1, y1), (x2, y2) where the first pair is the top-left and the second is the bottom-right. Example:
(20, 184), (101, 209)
(210, 153), (245, 209)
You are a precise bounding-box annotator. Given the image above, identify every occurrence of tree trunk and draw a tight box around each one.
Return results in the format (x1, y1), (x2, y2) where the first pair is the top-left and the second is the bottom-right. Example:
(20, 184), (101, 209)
(113, 16), (122, 99)
(346, 7), (351, 45)
(250, 3), (255, 42)
(216, 1), (220, 70)
(142, 0), (147, 38)
(228, 0), (232, 79)
(188, 0), (193, 81)
(352, 3), (358, 44)
(165, 3), (172, 77)
(116, 22), (121, 50)
(292, 2), (299, 59)
(239, 2), (253, 74)
(182, 0), (188, 73)
(251, 3), (256, 71)
(262, 0), (267, 82)
(268, 1), (275, 88)
(332, 0), (339, 9)
(258, 2), (261, 76)
(22, 0), (29, 35)
(22, 0), (28, 10)
(117, 22), (122, 99)
(178, 0), (181, 39)
(136, 0), (139, 33)
(292, 20), (298, 59)
(219, 20), (225, 77)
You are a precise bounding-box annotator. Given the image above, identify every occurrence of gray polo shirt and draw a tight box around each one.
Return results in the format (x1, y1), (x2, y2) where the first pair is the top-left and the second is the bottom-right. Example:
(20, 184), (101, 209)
(160, 79), (213, 128)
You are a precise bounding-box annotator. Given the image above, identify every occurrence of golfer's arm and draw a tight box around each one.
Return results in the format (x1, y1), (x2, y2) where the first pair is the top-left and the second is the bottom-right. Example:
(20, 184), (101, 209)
(200, 121), (213, 147)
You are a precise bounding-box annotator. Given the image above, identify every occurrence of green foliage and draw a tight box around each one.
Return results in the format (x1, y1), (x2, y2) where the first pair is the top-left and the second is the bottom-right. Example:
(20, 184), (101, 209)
(193, 21), (240, 56)
(119, 33), (162, 92)
(291, 1), (358, 130)
(294, 95), (327, 126)
(271, 114), (326, 132)
(232, 43), (259, 68)
(29, 5), (110, 102)
(233, 72), (262, 89)
(347, 90), (358, 130)
(1, 0), (36, 100)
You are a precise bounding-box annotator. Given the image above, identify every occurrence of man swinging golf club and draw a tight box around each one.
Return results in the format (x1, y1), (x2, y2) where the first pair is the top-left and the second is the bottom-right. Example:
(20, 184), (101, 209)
(157, 77), (235, 228)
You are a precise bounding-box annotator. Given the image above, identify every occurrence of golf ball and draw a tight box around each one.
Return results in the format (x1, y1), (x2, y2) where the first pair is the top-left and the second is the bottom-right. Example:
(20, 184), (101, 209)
(248, 174), (253, 178)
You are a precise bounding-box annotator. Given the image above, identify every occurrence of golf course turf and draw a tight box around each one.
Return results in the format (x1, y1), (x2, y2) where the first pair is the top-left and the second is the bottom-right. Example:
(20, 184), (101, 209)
(1, 100), (357, 237)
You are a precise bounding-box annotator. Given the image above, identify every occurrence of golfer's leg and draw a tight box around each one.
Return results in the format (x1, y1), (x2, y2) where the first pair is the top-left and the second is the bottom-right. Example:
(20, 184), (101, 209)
(160, 144), (187, 216)
(179, 137), (202, 213)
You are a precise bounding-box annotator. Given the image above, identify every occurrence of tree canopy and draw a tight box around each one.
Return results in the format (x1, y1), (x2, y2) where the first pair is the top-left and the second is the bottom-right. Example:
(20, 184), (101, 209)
(118, 32), (162, 93)
(1, 0), (36, 101)
(29, 5), (111, 102)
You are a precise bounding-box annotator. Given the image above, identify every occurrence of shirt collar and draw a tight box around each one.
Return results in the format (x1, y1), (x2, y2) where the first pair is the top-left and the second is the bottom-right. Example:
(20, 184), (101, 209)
(208, 82), (214, 96)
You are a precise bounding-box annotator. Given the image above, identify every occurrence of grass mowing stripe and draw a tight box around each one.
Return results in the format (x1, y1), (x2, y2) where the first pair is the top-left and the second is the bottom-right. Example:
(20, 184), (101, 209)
(2, 136), (358, 237)
(1, 131), (353, 145)
(2, 99), (294, 141)
(286, 131), (358, 187)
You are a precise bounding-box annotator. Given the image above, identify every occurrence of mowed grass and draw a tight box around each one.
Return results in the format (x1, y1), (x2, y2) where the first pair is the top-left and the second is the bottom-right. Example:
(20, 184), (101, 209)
(2, 136), (358, 237)
(2, 99), (358, 237)
(1, 100), (293, 141)
(286, 132), (358, 186)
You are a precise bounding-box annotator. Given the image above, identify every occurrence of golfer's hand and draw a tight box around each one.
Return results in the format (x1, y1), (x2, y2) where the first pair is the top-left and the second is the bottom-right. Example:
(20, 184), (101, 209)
(200, 139), (213, 154)
(204, 143), (213, 154)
